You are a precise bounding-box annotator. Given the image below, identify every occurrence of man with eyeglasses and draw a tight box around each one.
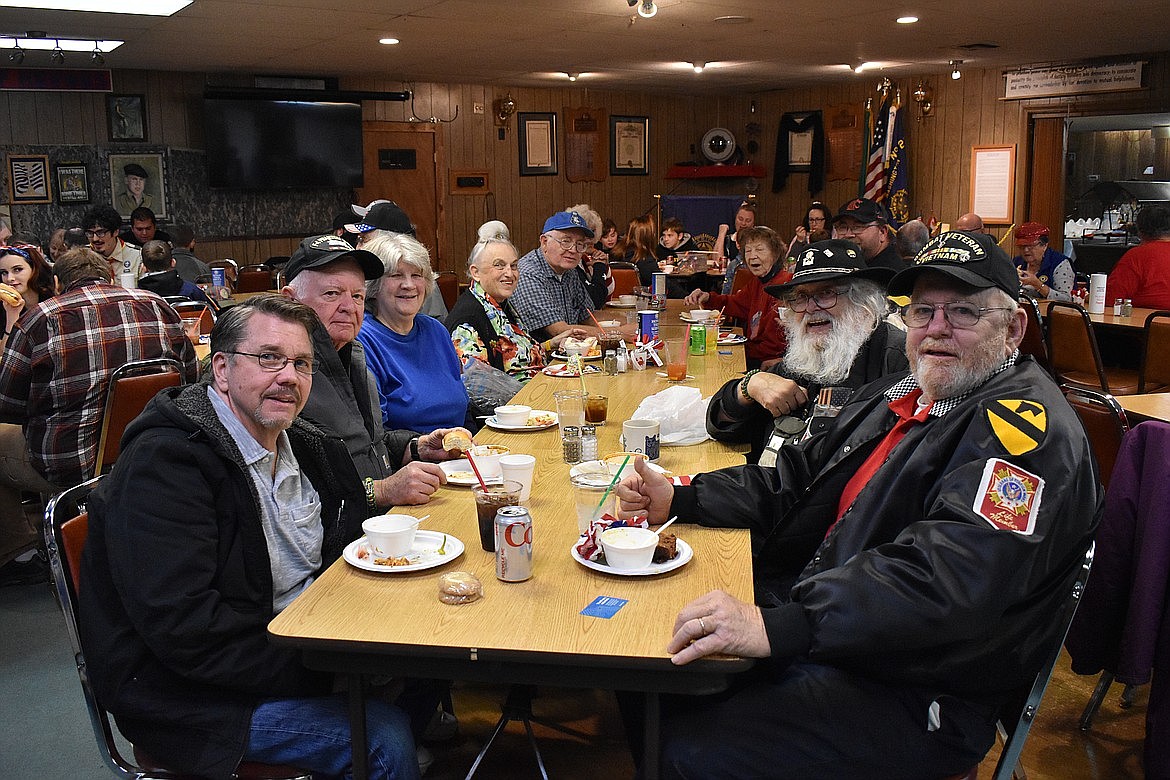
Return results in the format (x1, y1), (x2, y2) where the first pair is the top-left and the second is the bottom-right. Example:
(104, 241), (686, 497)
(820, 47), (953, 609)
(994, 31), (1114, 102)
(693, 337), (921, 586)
(79, 294), (421, 779)
(705, 239), (907, 464)
(616, 230), (1099, 778)
(82, 204), (142, 285)
(831, 197), (907, 272)
(512, 210), (636, 342)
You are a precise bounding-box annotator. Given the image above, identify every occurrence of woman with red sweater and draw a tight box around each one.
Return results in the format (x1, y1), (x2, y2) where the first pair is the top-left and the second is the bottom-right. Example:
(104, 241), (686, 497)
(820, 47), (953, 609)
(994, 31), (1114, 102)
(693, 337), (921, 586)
(685, 226), (791, 369)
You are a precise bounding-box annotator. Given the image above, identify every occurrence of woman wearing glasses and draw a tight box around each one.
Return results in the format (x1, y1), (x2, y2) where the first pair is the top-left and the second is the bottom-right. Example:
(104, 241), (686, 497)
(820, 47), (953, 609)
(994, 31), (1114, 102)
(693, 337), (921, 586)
(685, 226), (792, 369)
(0, 244), (55, 351)
(356, 233), (471, 433)
(786, 202), (833, 264)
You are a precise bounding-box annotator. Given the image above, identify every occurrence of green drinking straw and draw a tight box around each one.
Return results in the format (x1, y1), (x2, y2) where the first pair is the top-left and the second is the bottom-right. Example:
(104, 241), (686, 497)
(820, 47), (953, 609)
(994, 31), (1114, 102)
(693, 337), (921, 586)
(593, 454), (631, 521)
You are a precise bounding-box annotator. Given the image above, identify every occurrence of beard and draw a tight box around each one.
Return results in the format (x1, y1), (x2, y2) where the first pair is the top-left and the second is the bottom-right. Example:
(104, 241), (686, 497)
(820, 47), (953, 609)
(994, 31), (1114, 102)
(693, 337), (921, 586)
(910, 328), (1008, 402)
(781, 302), (876, 384)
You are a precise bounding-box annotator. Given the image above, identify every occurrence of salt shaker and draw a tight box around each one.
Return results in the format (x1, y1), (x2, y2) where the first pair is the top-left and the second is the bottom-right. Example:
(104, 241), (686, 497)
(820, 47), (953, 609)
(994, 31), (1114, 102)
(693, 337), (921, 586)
(580, 424), (598, 461)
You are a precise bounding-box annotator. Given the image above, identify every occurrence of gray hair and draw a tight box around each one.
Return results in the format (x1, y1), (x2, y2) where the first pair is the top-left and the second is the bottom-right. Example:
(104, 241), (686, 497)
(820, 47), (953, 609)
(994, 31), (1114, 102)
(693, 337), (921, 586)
(211, 293), (319, 356)
(896, 220), (930, 260)
(362, 232), (434, 312)
(843, 277), (894, 330)
(466, 236), (518, 274)
(566, 204), (602, 238)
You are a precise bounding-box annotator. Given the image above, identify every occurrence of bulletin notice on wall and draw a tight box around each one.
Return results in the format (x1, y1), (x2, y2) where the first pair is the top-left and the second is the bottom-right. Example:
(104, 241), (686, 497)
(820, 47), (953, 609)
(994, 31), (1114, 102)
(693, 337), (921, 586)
(1004, 62), (1144, 100)
(971, 146), (1015, 224)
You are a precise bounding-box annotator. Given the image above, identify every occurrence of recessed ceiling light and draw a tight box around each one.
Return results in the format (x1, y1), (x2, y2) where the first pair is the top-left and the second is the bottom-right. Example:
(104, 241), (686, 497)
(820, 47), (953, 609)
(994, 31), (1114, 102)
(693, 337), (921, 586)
(379, 37), (400, 45)
(0, 0), (191, 14)
(897, 15), (918, 24)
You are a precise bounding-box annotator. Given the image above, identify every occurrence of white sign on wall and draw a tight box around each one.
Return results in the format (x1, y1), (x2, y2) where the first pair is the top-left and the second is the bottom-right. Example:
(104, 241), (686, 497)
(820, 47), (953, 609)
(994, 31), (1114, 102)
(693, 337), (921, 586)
(1004, 62), (1144, 100)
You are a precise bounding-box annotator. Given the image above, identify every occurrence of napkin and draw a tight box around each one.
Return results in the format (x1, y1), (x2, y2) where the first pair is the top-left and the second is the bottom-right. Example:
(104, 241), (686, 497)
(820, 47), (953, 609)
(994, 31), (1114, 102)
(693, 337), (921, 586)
(575, 514), (650, 562)
(630, 386), (711, 446)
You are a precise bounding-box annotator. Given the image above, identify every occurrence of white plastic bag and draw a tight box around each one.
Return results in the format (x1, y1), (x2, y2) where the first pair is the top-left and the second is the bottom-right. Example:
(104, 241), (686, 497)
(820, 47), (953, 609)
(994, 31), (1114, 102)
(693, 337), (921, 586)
(630, 386), (710, 446)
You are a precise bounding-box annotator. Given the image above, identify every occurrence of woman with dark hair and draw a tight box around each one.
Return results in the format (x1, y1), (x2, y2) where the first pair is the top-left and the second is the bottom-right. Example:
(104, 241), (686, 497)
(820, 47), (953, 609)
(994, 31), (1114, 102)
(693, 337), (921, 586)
(597, 217), (622, 262)
(622, 213), (661, 286)
(0, 244), (55, 351)
(685, 226), (792, 369)
(1106, 205), (1170, 309)
(787, 202), (834, 260)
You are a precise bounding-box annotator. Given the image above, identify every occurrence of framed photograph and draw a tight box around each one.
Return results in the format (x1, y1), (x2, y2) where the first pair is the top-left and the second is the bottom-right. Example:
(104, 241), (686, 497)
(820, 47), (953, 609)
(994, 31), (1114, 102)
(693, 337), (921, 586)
(610, 115), (649, 176)
(108, 152), (167, 220)
(55, 163), (90, 204)
(6, 154), (51, 204)
(970, 145), (1017, 224)
(107, 94), (147, 142)
(518, 112), (557, 176)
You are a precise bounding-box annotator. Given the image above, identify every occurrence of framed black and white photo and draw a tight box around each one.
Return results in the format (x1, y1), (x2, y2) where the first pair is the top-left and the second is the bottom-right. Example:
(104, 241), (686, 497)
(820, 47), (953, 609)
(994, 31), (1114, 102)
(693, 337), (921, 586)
(610, 115), (649, 176)
(55, 163), (90, 204)
(108, 152), (167, 220)
(6, 154), (51, 205)
(107, 94), (147, 142)
(519, 112), (557, 176)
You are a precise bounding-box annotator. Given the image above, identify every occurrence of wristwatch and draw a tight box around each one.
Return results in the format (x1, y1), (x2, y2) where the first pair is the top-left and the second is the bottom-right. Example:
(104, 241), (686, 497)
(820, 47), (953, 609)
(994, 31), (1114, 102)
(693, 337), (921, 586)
(409, 436), (421, 463)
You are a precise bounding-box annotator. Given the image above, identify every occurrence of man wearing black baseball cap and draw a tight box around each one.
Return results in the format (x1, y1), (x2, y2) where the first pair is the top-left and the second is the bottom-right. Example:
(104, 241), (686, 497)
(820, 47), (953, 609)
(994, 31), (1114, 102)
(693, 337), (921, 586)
(281, 235), (469, 507)
(617, 230), (1099, 777)
(706, 239), (907, 463)
(832, 197), (906, 272)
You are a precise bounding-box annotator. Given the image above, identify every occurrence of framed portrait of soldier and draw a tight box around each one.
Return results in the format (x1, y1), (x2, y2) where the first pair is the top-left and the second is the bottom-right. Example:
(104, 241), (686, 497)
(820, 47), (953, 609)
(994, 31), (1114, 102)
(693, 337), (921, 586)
(107, 94), (147, 142)
(108, 153), (167, 220)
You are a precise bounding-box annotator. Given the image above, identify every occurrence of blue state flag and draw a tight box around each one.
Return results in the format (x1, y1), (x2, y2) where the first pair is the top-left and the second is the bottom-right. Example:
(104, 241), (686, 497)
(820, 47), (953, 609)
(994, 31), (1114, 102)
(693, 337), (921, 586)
(885, 97), (910, 227)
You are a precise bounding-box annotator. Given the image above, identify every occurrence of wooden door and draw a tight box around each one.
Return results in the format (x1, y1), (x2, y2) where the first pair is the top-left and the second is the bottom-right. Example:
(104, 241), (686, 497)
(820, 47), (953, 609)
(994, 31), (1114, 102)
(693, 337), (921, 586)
(1027, 118), (1066, 246)
(357, 122), (447, 270)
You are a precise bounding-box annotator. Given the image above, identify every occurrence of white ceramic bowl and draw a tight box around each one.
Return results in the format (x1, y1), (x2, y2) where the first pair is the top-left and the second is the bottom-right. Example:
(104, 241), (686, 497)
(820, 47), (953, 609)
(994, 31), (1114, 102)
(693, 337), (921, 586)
(618, 294), (637, 306)
(563, 342), (585, 356)
(362, 514), (420, 557)
(494, 404), (531, 426)
(600, 526), (659, 570)
(597, 319), (621, 329)
(690, 309), (716, 323)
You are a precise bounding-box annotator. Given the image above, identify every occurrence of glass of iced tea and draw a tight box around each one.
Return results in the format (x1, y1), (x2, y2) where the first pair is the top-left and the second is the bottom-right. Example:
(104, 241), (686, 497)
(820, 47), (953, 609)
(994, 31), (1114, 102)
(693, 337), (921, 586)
(585, 395), (608, 424)
(473, 481), (521, 551)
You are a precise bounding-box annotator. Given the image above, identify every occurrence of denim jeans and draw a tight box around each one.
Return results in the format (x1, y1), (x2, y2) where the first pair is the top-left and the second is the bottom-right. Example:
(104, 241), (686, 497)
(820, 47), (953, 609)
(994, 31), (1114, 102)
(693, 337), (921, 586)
(245, 694), (420, 780)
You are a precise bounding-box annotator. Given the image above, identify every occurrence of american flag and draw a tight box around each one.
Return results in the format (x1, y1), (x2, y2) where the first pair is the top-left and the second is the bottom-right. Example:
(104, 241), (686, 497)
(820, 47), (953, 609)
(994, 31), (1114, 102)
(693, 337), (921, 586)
(862, 93), (891, 202)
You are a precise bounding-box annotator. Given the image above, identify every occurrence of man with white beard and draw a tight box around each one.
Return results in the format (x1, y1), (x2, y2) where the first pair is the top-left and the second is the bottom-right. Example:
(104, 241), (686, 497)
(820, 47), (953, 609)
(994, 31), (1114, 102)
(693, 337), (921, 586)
(706, 239), (908, 464)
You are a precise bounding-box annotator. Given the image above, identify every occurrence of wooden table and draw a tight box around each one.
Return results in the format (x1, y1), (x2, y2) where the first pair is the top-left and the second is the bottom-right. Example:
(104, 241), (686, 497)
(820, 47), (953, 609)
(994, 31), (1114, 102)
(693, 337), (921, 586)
(1040, 300), (1158, 331)
(270, 304), (753, 778)
(1118, 393), (1170, 424)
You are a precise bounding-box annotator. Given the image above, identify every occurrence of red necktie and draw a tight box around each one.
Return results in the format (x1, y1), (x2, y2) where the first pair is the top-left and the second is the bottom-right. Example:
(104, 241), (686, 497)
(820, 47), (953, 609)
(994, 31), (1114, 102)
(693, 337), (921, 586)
(828, 389), (933, 539)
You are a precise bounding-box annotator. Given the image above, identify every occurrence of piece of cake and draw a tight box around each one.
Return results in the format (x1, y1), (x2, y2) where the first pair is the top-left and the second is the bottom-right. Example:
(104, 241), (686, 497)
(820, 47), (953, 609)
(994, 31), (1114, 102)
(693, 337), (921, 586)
(652, 533), (677, 563)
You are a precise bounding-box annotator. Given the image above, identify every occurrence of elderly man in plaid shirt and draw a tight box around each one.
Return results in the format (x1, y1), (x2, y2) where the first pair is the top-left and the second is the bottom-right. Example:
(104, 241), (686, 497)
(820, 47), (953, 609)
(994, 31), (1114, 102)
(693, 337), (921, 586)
(0, 247), (196, 584)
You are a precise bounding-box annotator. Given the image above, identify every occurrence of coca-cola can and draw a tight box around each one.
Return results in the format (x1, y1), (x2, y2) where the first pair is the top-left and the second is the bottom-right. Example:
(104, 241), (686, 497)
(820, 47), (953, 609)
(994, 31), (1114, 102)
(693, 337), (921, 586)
(637, 310), (659, 343)
(495, 506), (533, 582)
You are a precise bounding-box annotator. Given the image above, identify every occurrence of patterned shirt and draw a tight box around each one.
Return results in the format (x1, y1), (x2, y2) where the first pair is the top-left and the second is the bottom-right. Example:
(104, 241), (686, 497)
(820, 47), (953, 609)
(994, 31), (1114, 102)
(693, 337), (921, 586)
(449, 282), (547, 380)
(0, 280), (197, 487)
(510, 247), (596, 336)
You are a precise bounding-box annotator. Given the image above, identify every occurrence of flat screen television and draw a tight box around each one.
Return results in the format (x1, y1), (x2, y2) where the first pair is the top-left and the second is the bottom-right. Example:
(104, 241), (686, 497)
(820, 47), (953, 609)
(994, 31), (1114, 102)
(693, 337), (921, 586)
(203, 97), (364, 189)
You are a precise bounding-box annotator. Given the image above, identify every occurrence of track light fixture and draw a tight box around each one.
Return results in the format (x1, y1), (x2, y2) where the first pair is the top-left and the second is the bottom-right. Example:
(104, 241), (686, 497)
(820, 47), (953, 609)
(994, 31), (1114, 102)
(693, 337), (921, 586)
(49, 39), (65, 64)
(91, 41), (105, 65)
(692, 62), (704, 73)
(566, 72), (578, 81)
(950, 60), (963, 80)
(8, 40), (24, 64)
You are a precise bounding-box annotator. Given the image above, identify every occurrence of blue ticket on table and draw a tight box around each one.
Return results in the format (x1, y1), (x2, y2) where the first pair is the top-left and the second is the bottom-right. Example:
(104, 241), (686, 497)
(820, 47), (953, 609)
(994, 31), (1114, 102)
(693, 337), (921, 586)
(581, 595), (629, 619)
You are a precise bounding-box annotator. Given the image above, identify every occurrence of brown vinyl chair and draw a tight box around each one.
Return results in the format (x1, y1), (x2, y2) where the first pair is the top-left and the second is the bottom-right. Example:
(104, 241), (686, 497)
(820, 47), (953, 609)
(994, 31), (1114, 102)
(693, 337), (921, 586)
(730, 265), (752, 295)
(1063, 388), (1130, 490)
(171, 301), (216, 334)
(610, 266), (640, 297)
(93, 358), (189, 475)
(43, 477), (310, 780)
(235, 265), (275, 293)
(436, 271), (460, 310)
(1045, 301), (1140, 395)
(1139, 310), (1170, 392)
(1018, 296), (1052, 376)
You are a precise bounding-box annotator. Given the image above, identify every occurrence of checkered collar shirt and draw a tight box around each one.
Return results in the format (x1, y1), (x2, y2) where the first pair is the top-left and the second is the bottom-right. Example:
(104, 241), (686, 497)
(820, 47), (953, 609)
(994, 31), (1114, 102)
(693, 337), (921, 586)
(884, 352), (1019, 418)
(510, 246), (596, 334)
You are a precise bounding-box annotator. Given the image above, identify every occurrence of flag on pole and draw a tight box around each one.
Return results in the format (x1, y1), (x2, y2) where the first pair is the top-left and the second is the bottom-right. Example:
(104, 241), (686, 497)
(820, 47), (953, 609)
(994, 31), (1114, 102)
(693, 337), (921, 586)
(885, 90), (910, 227)
(857, 98), (873, 198)
(862, 91), (891, 202)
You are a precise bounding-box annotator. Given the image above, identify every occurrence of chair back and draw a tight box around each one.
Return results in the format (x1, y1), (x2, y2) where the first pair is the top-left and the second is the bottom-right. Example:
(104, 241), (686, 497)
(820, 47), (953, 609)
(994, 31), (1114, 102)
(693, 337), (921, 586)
(990, 544), (1094, 780)
(436, 271), (460, 311)
(1140, 310), (1170, 393)
(171, 301), (216, 335)
(1046, 301), (1109, 392)
(730, 265), (752, 295)
(1018, 296), (1051, 375)
(43, 477), (310, 780)
(208, 259), (238, 289)
(94, 358), (187, 475)
(235, 265), (275, 294)
(610, 266), (640, 297)
(1064, 388), (1130, 490)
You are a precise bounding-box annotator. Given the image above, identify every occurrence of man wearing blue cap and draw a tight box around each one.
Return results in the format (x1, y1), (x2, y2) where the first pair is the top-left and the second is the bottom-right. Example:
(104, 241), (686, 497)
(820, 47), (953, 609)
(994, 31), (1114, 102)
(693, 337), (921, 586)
(511, 211), (635, 342)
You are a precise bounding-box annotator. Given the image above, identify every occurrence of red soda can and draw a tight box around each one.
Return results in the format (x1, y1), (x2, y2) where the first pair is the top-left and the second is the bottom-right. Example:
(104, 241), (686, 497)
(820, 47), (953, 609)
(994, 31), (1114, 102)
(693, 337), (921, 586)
(495, 506), (533, 582)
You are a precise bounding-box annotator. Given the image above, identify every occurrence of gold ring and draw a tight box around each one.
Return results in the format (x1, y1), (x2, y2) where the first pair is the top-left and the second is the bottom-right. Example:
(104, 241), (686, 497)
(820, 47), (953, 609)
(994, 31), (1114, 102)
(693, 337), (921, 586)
(698, 617), (708, 634)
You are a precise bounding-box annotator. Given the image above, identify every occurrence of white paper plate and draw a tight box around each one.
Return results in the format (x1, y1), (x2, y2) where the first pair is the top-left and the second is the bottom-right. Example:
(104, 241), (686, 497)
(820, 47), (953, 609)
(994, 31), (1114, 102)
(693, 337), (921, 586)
(607, 301), (637, 308)
(343, 531), (465, 573)
(542, 363), (603, 377)
(656, 372), (695, 380)
(483, 410), (559, 432)
(571, 538), (692, 576)
(551, 350), (602, 361)
(440, 459), (503, 487)
(717, 334), (747, 345)
(679, 313), (720, 324)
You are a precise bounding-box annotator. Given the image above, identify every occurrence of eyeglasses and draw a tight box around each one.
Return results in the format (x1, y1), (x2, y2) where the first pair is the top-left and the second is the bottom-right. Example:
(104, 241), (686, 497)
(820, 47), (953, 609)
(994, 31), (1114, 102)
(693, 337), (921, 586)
(834, 222), (879, 236)
(547, 236), (592, 253)
(782, 288), (847, 312)
(84, 229), (111, 239)
(899, 302), (1013, 329)
(224, 350), (317, 376)
(807, 216), (827, 224)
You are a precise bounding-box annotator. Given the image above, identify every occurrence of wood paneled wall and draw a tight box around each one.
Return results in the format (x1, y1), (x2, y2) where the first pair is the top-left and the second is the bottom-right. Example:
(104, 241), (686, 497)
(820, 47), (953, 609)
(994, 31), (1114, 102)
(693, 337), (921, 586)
(4, 54), (1170, 268)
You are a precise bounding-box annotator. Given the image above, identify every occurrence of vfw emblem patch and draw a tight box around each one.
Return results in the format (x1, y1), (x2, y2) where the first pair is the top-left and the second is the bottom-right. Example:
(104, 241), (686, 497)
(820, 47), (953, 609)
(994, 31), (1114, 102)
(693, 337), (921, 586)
(973, 458), (1044, 534)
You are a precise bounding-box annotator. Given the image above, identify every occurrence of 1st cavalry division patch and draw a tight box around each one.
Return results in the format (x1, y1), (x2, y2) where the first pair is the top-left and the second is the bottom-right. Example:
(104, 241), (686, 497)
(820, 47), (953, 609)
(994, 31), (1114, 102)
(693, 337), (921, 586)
(974, 458), (1045, 534)
(986, 399), (1047, 455)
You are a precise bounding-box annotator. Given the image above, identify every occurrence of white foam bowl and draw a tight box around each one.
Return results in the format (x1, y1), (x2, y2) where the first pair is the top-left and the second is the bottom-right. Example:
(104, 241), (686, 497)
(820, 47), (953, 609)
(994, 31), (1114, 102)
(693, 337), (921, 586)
(690, 309), (717, 323)
(362, 514), (420, 557)
(617, 294), (637, 305)
(600, 526), (659, 570)
(494, 404), (531, 426)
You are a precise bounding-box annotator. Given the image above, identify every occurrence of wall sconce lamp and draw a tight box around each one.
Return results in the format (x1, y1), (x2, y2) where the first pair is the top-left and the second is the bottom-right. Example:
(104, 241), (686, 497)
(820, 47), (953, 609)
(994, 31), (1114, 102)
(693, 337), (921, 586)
(912, 82), (933, 120)
(950, 60), (963, 80)
(494, 92), (516, 141)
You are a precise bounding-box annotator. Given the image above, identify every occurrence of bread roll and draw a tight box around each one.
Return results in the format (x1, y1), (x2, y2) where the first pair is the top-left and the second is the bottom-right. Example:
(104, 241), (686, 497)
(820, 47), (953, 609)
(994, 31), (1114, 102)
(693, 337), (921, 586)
(0, 284), (21, 308)
(442, 430), (473, 453)
(437, 570), (483, 605)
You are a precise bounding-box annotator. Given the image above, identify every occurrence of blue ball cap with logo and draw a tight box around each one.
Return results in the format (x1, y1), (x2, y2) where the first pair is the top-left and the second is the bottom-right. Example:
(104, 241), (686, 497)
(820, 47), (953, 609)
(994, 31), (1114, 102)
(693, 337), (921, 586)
(542, 210), (594, 238)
